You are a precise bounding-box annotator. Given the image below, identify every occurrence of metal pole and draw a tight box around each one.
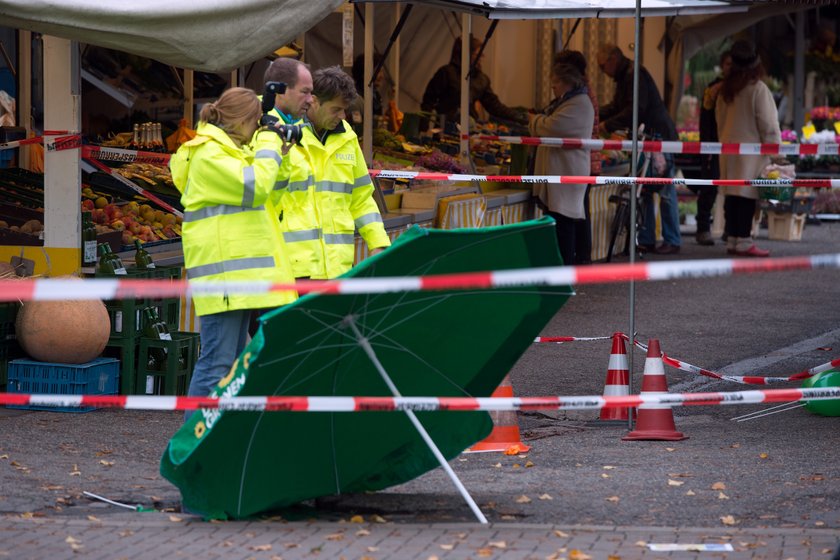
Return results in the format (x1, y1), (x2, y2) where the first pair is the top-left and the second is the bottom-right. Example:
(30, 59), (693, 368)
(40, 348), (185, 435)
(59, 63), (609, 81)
(793, 10), (805, 132)
(627, 0), (643, 430)
(348, 318), (488, 524)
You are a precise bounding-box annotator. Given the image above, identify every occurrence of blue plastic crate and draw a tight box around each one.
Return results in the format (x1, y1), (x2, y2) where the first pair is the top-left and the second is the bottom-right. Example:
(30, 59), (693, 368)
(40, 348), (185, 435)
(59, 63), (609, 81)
(6, 357), (120, 412)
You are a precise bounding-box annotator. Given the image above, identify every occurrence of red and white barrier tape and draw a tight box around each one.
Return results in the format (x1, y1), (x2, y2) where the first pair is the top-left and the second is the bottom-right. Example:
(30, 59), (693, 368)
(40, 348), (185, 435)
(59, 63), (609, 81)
(0, 387), (837, 412)
(82, 145), (171, 165)
(82, 157), (183, 218)
(369, 169), (837, 189)
(633, 339), (840, 385)
(0, 133), (82, 153)
(533, 335), (613, 343)
(470, 135), (840, 157)
(2, 253), (839, 303)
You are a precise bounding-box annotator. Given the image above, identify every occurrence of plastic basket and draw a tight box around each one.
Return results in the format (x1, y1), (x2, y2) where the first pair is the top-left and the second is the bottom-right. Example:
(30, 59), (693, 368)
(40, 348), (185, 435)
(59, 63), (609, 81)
(137, 332), (199, 396)
(6, 357), (120, 412)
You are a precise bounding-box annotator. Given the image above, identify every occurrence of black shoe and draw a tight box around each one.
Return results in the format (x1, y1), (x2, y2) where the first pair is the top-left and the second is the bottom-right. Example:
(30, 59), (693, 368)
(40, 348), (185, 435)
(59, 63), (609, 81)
(655, 243), (681, 255)
(695, 231), (714, 246)
(638, 243), (656, 254)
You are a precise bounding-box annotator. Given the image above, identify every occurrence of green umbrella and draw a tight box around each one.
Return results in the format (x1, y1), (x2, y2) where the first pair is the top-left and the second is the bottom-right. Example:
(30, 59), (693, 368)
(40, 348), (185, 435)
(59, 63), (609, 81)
(160, 217), (572, 520)
(801, 369), (840, 416)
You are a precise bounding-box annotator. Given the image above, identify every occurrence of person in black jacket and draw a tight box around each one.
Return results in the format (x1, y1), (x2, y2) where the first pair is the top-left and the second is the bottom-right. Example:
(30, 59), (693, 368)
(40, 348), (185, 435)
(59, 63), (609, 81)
(421, 37), (526, 126)
(692, 50), (732, 246)
(597, 44), (681, 255)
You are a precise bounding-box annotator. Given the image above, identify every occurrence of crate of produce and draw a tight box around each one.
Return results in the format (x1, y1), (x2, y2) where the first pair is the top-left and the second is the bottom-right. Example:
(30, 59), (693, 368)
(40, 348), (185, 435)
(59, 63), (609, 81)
(767, 210), (806, 241)
(137, 332), (199, 396)
(5, 357), (120, 412)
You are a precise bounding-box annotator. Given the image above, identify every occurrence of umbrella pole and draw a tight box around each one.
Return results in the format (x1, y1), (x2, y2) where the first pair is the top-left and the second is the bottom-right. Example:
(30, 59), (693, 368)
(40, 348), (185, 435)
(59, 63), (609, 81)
(347, 319), (489, 524)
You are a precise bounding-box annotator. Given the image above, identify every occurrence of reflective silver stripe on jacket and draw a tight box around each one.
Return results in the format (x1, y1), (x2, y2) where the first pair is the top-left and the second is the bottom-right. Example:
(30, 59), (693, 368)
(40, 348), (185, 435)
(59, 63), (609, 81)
(324, 233), (354, 245)
(255, 149), (282, 165)
(286, 175), (315, 193)
(186, 256), (276, 279)
(354, 212), (383, 229)
(283, 229), (321, 243)
(184, 205), (265, 223)
(316, 180), (353, 194)
(242, 166), (256, 207)
(354, 175), (372, 188)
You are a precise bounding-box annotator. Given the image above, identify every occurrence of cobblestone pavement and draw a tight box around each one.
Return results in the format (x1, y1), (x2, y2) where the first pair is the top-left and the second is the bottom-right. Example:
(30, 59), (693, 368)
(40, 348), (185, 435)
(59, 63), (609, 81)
(2, 512), (838, 560)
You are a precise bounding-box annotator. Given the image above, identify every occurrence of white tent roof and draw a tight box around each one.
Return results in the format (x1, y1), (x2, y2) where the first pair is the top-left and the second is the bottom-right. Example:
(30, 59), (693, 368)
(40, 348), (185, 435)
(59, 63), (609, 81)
(356, 0), (747, 19)
(0, 0), (344, 72)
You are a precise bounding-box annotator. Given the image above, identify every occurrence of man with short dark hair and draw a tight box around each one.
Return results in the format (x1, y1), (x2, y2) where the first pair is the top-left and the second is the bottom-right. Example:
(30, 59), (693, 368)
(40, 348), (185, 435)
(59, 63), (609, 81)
(279, 65), (389, 280)
(263, 58), (313, 125)
(597, 44), (681, 255)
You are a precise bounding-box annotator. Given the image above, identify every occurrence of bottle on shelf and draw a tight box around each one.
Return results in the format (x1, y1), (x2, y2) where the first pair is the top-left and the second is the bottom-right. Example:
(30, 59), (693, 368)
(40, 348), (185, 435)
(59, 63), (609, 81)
(143, 306), (174, 394)
(128, 123), (140, 151)
(97, 243), (127, 275)
(81, 212), (97, 267)
(133, 239), (155, 269)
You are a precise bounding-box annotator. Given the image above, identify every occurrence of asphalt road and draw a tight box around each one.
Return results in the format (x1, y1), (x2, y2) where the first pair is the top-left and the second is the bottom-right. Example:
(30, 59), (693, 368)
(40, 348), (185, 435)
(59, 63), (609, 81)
(1, 219), (839, 535)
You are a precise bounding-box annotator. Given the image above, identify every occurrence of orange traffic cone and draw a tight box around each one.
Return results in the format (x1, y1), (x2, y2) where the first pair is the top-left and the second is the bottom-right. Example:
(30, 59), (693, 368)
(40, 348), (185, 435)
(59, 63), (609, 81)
(622, 339), (687, 441)
(466, 374), (531, 454)
(599, 333), (631, 422)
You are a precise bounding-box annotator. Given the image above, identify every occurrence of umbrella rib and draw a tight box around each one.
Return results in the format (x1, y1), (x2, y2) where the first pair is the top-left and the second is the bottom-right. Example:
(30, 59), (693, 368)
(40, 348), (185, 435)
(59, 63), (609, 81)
(346, 315), (488, 524)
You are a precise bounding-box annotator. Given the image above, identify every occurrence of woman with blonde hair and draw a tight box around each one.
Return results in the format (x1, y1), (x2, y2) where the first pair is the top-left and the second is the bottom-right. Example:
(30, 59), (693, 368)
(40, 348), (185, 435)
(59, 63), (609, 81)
(170, 87), (297, 414)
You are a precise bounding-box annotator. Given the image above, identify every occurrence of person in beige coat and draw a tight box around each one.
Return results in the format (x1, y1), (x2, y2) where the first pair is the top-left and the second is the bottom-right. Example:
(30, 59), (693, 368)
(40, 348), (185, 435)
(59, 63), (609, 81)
(715, 40), (781, 257)
(528, 62), (594, 265)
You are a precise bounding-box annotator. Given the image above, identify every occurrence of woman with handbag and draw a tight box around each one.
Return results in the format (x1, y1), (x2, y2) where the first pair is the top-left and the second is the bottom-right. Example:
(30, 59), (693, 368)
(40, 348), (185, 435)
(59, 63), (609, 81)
(528, 62), (595, 265)
(715, 40), (781, 257)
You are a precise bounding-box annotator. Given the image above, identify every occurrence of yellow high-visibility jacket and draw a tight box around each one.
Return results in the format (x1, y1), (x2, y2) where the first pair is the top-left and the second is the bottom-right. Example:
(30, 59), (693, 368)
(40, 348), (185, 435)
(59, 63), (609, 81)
(170, 122), (297, 316)
(274, 117), (390, 279)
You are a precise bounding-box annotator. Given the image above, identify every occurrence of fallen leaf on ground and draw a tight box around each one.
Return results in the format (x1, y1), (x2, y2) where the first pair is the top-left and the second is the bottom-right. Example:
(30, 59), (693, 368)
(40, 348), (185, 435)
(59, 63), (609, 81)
(603, 465), (617, 470)
(371, 514), (387, 523)
(815, 521), (825, 527)
(249, 544), (272, 551)
(601, 473), (611, 479)
(99, 460), (114, 467)
(569, 550), (592, 560)
(427, 556), (440, 560)
(366, 546), (379, 552)
(685, 490), (696, 496)
(87, 515), (100, 522)
(665, 448), (675, 452)
(516, 495), (532, 503)
(539, 494), (553, 501)
(0, 454), (8, 459)
(501, 515), (517, 520)
(439, 544), (454, 551)
(356, 529), (370, 537)
(118, 530), (134, 538)
(41, 485), (63, 491)
(759, 453), (769, 459)
(65, 536), (80, 544)
(718, 492), (730, 500)
(608, 556), (621, 560)
(711, 482), (727, 490)
(525, 461), (534, 468)
(493, 463), (502, 468)
(477, 548), (492, 557)
(168, 515), (182, 523)
(94, 450), (113, 457)
(69, 465), (81, 476)
(488, 541), (506, 549)
(326, 533), (344, 541)
(667, 479), (685, 486)
(512, 463), (521, 469)
(730, 443), (740, 448)
(349, 515), (364, 523)
(554, 530), (569, 538)
(635, 541), (647, 547)
(606, 496), (620, 503)
(720, 515), (738, 526)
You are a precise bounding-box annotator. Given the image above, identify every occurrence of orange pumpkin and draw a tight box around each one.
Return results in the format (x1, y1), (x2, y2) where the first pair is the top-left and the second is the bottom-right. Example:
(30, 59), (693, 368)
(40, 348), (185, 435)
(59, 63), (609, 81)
(16, 299), (111, 364)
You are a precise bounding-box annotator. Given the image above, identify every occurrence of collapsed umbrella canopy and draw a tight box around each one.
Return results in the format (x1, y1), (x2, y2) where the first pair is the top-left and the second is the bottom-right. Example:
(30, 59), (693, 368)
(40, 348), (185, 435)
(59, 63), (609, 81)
(161, 218), (572, 520)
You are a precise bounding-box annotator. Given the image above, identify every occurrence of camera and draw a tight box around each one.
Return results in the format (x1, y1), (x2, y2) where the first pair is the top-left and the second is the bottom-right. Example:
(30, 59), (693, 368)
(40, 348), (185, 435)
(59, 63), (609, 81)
(260, 81), (306, 144)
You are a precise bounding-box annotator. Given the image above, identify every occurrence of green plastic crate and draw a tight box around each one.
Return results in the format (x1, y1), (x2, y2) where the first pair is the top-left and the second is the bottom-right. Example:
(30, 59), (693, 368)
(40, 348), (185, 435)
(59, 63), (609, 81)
(137, 332), (199, 396)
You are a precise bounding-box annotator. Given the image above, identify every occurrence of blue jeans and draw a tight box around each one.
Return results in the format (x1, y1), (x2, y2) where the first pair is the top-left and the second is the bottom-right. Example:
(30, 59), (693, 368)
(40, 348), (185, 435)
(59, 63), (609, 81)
(639, 157), (681, 247)
(185, 309), (250, 421)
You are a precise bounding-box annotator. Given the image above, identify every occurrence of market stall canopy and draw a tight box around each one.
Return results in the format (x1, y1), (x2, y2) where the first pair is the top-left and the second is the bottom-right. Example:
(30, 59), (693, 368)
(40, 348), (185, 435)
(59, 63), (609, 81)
(354, 0), (746, 19)
(0, 0), (344, 72)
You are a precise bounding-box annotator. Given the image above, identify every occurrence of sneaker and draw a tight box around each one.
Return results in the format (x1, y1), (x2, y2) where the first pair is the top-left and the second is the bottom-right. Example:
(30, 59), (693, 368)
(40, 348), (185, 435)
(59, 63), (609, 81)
(695, 231), (714, 246)
(655, 243), (681, 255)
(734, 245), (770, 257)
